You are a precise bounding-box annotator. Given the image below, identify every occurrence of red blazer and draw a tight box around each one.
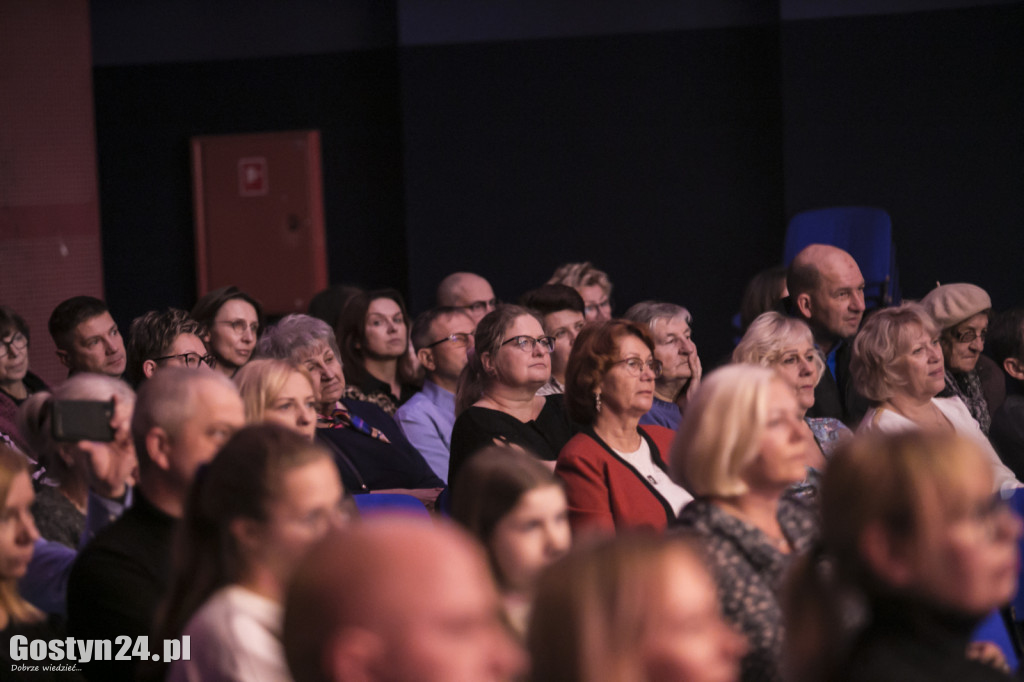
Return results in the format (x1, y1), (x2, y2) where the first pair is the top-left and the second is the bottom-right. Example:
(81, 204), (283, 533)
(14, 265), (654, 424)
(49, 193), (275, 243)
(555, 425), (679, 535)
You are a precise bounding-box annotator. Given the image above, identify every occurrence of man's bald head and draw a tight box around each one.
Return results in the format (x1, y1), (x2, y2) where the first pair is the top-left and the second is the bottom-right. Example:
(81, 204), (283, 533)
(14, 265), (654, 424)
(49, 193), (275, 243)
(787, 244), (866, 346)
(284, 519), (525, 682)
(436, 272), (496, 324)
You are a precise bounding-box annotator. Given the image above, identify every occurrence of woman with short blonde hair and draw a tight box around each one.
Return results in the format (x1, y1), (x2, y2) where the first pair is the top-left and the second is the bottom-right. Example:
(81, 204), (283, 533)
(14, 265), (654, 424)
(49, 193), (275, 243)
(234, 359), (317, 442)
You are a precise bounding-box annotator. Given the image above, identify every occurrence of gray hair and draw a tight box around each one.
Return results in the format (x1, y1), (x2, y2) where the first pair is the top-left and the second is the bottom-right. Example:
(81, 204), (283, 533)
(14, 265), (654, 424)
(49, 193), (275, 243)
(622, 301), (691, 331)
(256, 314), (341, 363)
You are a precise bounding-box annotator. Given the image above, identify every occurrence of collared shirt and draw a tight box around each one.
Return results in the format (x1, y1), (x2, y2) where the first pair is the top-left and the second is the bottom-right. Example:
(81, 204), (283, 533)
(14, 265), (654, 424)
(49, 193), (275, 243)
(394, 380), (456, 484)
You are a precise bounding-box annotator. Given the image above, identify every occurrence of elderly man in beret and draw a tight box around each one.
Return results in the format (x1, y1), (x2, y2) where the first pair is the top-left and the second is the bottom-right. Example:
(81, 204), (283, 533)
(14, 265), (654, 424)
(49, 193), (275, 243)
(921, 282), (1002, 434)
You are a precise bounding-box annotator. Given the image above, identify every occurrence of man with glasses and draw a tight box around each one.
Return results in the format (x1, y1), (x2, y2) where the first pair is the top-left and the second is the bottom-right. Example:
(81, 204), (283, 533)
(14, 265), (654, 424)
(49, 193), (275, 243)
(125, 308), (214, 387)
(520, 284), (586, 397)
(48, 295), (127, 379)
(395, 307), (476, 483)
(436, 272), (498, 325)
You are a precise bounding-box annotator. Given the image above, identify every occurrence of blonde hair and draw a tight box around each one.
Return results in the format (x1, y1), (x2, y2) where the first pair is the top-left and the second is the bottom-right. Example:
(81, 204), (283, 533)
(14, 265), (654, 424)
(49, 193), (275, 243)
(528, 534), (709, 682)
(670, 364), (780, 497)
(234, 358), (315, 423)
(0, 446), (43, 625)
(733, 312), (825, 385)
(547, 262), (612, 298)
(850, 302), (939, 402)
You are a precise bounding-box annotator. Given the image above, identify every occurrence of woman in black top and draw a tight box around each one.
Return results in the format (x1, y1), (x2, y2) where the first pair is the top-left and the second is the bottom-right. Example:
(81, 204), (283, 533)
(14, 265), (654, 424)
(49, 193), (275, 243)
(449, 306), (575, 488)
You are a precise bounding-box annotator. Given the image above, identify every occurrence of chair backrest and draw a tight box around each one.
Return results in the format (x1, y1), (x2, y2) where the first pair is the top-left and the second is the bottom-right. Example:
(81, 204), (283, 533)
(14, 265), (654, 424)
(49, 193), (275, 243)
(971, 608), (1020, 672)
(783, 206), (901, 309)
(353, 492), (430, 518)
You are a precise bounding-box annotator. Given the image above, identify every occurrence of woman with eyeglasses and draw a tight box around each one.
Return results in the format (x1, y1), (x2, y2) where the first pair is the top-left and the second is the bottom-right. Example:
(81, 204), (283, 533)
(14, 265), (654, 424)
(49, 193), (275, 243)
(0, 307), (48, 453)
(556, 319), (692, 535)
(191, 286), (263, 378)
(448, 305), (575, 491)
(336, 289), (421, 417)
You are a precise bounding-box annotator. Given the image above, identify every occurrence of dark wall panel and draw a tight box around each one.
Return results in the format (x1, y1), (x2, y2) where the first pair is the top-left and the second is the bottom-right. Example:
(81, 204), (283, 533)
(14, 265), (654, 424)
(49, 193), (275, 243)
(401, 26), (785, 361)
(94, 51), (406, 326)
(782, 4), (1024, 306)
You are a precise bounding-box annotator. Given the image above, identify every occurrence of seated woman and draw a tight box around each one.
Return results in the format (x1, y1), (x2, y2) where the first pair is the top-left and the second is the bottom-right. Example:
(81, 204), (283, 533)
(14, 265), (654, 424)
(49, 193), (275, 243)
(448, 305), (575, 489)
(191, 286), (263, 378)
(738, 265), (788, 334)
(337, 289), (421, 416)
(18, 375), (136, 549)
(851, 302), (1019, 491)
(785, 432), (1021, 682)
(451, 446), (571, 637)
(255, 315), (442, 495)
(0, 307), (49, 453)
(671, 364), (818, 682)
(557, 319), (692, 534)
(529, 533), (746, 682)
(624, 301), (702, 429)
(547, 261), (615, 321)
(0, 445), (83, 681)
(733, 312), (851, 496)
(159, 424), (348, 682)
(921, 283), (999, 433)
(235, 359), (318, 442)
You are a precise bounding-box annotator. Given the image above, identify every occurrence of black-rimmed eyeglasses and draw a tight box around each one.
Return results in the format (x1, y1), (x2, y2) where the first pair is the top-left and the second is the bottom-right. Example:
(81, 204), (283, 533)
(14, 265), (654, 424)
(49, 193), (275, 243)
(424, 333), (474, 349)
(1, 332), (28, 354)
(501, 335), (556, 353)
(153, 352), (217, 369)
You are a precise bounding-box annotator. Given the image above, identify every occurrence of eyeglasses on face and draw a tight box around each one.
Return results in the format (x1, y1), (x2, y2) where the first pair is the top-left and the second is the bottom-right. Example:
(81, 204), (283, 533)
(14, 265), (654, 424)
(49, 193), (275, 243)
(583, 298), (613, 318)
(461, 298), (498, 315)
(216, 319), (259, 336)
(1, 332), (28, 354)
(952, 328), (987, 344)
(500, 335), (556, 353)
(154, 352), (217, 369)
(424, 332), (474, 349)
(611, 356), (663, 378)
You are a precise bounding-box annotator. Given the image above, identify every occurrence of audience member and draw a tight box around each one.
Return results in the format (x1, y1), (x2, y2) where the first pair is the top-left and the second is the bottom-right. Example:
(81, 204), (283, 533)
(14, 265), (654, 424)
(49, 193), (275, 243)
(67, 369), (245, 681)
(235, 358), (318, 442)
(451, 447), (570, 637)
(436, 271), (498, 325)
(529, 533), (746, 682)
(671, 364), (818, 682)
(0, 306), (48, 452)
(988, 306), (1024, 479)
(160, 424), (347, 682)
(337, 289), (420, 416)
(851, 302), (1019, 491)
(547, 261), (614, 320)
(921, 282), (999, 433)
(739, 265), (788, 332)
(785, 432), (1020, 682)
(519, 284), (586, 396)
(282, 520), (526, 682)
(18, 375), (135, 549)
(256, 314), (443, 494)
(624, 300), (702, 428)
(733, 312), (852, 496)
(307, 284), (363, 331)
(449, 305), (575, 489)
(125, 308), (212, 386)
(558, 320), (692, 534)
(394, 306), (475, 483)
(191, 285), (263, 378)
(786, 244), (867, 425)
(48, 296), (126, 379)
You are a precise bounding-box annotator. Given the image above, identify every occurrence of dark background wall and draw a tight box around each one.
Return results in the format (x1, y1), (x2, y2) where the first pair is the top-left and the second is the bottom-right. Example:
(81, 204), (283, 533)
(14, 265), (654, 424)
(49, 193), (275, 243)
(88, 0), (1024, 363)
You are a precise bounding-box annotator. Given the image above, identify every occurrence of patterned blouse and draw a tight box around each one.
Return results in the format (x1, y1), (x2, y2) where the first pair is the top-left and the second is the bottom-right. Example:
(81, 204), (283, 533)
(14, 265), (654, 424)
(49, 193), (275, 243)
(675, 496), (819, 682)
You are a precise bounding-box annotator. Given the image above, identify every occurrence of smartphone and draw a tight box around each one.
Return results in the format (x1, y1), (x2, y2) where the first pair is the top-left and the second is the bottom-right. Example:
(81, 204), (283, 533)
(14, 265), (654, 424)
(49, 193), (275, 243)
(51, 399), (116, 442)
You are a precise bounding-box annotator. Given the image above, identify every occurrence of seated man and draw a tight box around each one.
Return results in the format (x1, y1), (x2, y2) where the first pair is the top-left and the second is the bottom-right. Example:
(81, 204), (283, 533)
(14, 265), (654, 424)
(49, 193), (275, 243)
(519, 284), (586, 396)
(395, 307), (475, 483)
(547, 261), (614, 321)
(125, 308), (213, 386)
(67, 369), (245, 681)
(48, 295), (127, 378)
(436, 272), (497, 325)
(988, 306), (1024, 479)
(283, 520), (525, 682)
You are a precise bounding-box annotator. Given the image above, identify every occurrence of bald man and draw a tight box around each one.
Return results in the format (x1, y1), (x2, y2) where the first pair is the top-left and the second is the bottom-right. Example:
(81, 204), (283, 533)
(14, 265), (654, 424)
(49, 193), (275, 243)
(436, 272), (497, 325)
(284, 520), (525, 682)
(787, 243), (868, 425)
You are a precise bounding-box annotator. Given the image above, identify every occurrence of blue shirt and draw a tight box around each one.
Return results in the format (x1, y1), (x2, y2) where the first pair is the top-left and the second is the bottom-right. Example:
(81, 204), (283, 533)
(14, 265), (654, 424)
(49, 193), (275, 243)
(639, 396), (682, 431)
(394, 380), (457, 484)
